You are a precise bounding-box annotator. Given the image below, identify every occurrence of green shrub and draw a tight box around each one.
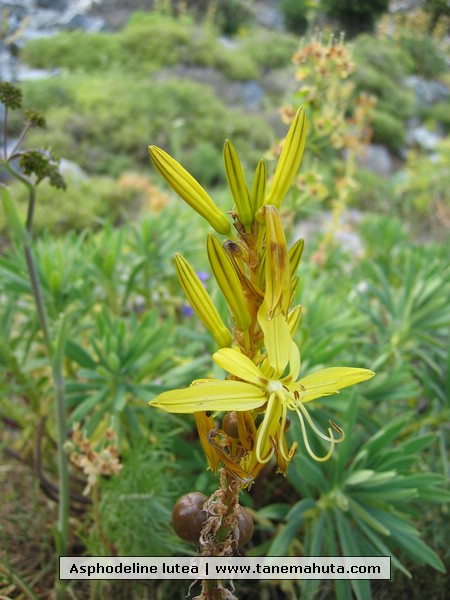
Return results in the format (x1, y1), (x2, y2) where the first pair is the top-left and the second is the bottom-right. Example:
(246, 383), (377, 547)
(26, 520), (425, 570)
(214, 48), (259, 80)
(239, 30), (299, 69)
(119, 17), (192, 70)
(280, 0), (308, 34)
(371, 109), (406, 151)
(398, 33), (448, 79)
(0, 175), (143, 235)
(21, 74), (273, 177)
(20, 31), (122, 71)
(428, 101), (450, 133)
(352, 34), (415, 80)
(182, 141), (225, 186)
(321, 0), (390, 34)
(214, 0), (253, 35)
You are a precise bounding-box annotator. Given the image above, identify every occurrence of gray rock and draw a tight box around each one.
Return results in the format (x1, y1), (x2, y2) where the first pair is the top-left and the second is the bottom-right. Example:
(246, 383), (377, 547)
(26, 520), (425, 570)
(59, 158), (88, 181)
(406, 124), (442, 150)
(36, 0), (68, 12)
(356, 144), (393, 177)
(405, 76), (450, 109)
(153, 66), (265, 111)
(59, 12), (106, 32)
(228, 80), (265, 110)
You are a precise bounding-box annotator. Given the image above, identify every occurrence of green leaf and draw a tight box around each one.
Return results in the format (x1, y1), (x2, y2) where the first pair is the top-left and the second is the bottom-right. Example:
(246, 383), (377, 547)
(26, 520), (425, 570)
(345, 469), (375, 486)
(334, 509), (371, 600)
(353, 515), (411, 578)
(389, 532), (445, 572)
(68, 388), (108, 425)
(66, 340), (97, 369)
(268, 499), (315, 556)
(417, 486), (450, 503)
(257, 503), (290, 520)
(364, 415), (410, 455)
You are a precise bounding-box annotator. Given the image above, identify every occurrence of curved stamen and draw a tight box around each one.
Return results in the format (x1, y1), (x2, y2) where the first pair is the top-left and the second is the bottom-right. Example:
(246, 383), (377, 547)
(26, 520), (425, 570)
(296, 407), (335, 462)
(255, 393), (278, 463)
(278, 401), (291, 462)
(296, 401), (345, 444)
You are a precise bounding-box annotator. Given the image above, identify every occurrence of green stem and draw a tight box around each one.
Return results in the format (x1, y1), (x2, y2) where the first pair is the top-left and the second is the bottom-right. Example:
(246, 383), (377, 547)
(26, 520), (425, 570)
(2, 157), (69, 594)
(3, 106), (7, 159)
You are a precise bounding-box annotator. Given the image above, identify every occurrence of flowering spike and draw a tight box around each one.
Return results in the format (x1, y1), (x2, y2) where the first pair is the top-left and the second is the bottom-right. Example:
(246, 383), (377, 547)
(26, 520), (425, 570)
(223, 140), (252, 227)
(266, 107), (306, 208)
(174, 253), (232, 348)
(148, 145), (231, 235)
(207, 234), (252, 331)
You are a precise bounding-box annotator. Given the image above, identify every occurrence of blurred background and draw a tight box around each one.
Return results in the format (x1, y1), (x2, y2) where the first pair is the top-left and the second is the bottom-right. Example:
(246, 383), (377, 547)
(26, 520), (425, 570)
(0, 1), (449, 599)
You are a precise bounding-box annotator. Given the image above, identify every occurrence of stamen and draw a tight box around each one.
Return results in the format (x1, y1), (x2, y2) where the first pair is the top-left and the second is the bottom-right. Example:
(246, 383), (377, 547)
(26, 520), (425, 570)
(255, 394), (277, 463)
(296, 408), (335, 462)
(296, 402), (344, 443)
(278, 404), (291, 462)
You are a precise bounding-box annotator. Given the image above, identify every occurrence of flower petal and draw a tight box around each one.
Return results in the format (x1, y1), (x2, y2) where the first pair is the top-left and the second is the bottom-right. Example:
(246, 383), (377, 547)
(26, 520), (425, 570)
(149, 380), (266, 413)
(257, 305), (291, 376)
(293, 367), (375, 403)
(255, 393), (281, 463)
(213, 348), (267, 387)
(195, 412), (220, 473)
(174, 253), (232, 348)
(149, 145), (231, 235)
(283, 340), (301, 384)
(266, 107), (306, 209)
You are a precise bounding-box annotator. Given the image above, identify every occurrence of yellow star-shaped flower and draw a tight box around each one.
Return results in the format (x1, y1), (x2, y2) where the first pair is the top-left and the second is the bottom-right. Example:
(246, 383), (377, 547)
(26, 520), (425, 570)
(150, 343), (374, 470)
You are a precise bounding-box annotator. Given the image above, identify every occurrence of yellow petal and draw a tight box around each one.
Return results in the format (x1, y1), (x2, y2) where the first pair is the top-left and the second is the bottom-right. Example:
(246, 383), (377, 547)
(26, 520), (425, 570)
(149, 145), (231, 235)
(250, 159), (267, 214)
(287, 305), (302, 337)
(213, 348), (268, 387)
(207, 234), (252, 330)
(293, 367), (375, 403)
(236, 410), (257, 450)
(223, 140), (252, 227)
(257, 304), (291, 376)
(289, 238), (304, 276)
(174, 253), (232, 348)
(195, 412), (220, 473)
(263, 205), (291, 317)
(266, 107), (306, 208)
(149, 380), (266, 413)
(283, 341), (301, 384)
(255, 393), (281, 463)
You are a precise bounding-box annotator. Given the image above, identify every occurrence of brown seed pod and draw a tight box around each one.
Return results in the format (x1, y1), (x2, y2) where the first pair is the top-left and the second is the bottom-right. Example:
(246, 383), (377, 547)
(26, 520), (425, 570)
(172, 492), (207, 543)
(236, 507), (254, 547)
(222, 411), (239, 438)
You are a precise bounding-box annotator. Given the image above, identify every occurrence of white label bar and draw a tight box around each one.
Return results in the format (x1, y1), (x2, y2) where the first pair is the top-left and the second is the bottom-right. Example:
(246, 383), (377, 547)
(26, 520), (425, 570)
(60, 556), (391, 580)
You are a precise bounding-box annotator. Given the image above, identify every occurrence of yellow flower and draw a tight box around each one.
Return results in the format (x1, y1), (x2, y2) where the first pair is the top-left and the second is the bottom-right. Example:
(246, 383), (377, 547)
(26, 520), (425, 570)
(150, 342), (374, 471)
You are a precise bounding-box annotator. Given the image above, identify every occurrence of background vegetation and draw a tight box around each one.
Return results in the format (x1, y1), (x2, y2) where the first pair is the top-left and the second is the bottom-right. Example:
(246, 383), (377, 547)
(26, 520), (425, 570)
(1, 1), (449, 599)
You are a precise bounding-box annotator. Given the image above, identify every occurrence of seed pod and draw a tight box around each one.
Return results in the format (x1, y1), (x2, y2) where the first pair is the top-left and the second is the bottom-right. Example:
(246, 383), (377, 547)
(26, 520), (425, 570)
(236, 507), (254, 547)
(222, 411), (239, 438)
(172, 492), (207, 543)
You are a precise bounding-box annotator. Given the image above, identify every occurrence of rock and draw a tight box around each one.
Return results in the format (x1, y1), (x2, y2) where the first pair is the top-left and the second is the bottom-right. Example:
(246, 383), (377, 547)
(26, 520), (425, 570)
(248, 0), (285, 30)
(36, 0), (68, 12)
(356, 144), (393, 177)
(59, 158), (88, 181)
(406, 123), (442, 151)
(153, 66), (265, 111)
(59, 12), (106, 32)
(405, 76), (450, 109)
